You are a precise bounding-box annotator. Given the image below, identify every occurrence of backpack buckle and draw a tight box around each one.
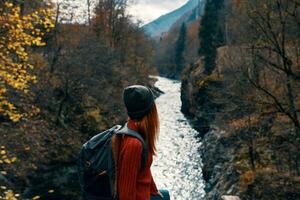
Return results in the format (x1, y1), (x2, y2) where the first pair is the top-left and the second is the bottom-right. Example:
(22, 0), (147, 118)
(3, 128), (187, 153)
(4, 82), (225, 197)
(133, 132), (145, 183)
(98, 170), (107, 176)
(85, 161), (91, 168)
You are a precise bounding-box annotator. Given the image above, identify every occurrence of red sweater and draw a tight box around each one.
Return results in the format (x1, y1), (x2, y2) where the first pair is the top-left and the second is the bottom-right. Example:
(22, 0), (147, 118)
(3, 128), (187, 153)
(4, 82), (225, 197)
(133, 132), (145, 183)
(117, 119), (158, 200)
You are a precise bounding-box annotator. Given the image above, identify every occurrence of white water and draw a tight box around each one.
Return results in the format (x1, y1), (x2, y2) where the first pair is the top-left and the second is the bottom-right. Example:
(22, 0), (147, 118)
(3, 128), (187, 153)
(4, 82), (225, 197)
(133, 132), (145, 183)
(151, 76), (205, 200)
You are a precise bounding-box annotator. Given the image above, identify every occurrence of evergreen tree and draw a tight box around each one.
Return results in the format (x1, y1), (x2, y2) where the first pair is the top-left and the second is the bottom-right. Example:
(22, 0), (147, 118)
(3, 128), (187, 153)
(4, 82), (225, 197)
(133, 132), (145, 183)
(175, 23), (187, 77)
(198, 0), (224, 74)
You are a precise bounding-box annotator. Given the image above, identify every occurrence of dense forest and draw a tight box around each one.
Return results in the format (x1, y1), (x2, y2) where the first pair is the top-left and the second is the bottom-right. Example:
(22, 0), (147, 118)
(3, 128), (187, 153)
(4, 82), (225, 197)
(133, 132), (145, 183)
(1, 0), (300, 199)
(0, 0), (156, 199)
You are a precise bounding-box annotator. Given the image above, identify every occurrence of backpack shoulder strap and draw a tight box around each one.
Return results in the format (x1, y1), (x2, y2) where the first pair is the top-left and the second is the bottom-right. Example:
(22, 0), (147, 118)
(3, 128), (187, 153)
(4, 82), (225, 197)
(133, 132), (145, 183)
(115, 123), (148, 169)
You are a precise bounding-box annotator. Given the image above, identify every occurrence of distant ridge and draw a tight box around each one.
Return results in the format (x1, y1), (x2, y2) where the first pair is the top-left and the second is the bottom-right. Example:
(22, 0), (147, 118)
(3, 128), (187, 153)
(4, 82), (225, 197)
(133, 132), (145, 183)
(143, 0), (204, 37)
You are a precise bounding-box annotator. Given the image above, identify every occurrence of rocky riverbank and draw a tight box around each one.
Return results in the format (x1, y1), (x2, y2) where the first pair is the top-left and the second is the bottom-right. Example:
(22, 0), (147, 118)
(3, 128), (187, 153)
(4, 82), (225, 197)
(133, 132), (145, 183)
(200, 127), (240, 199)
(181, 47), (300, 199)
(181, 59), (241, 199)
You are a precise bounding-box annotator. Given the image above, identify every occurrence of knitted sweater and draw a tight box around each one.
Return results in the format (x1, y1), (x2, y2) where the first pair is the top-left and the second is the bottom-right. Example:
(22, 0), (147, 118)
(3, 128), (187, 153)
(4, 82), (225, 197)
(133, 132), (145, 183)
(117, 119), (159, 200)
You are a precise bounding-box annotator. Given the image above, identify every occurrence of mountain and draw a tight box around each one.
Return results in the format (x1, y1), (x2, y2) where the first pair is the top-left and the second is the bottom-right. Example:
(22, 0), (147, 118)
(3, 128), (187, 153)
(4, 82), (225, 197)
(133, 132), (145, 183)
(143, 0), (205, 37)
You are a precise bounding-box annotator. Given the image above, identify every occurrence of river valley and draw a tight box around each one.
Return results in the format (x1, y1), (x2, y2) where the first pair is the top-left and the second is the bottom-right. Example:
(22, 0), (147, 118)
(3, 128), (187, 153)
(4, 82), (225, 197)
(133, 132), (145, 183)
(151, 76), (205, 200)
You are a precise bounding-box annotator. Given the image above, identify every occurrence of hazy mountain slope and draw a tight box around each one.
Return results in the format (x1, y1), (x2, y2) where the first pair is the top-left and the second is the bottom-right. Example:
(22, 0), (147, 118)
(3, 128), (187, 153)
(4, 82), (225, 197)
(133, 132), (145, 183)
(143, 0), (204, 37)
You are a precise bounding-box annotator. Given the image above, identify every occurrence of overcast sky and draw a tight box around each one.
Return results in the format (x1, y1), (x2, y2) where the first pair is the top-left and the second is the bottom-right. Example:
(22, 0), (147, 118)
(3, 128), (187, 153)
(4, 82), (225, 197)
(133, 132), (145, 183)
(128, 0), (189, 24)
(55, 0), (189, 25)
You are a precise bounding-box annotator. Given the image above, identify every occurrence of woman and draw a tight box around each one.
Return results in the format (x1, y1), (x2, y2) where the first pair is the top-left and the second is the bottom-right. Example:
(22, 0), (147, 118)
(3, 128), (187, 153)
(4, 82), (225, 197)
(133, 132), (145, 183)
(112, 85), (170, 200)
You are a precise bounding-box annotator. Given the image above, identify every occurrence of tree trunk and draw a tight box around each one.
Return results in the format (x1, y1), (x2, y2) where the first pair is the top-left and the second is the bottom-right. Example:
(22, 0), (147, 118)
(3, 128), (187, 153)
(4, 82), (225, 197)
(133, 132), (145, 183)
(286, 67), (300, 135)
(87, 0), (91, 25)
(248, 141), (256, 171)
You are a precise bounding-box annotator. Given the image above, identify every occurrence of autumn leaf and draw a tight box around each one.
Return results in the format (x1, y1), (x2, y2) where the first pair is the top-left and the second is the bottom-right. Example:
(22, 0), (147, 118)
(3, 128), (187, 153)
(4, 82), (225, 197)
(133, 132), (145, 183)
(0, 171), (7, 175)
(32, 195), (41, 200)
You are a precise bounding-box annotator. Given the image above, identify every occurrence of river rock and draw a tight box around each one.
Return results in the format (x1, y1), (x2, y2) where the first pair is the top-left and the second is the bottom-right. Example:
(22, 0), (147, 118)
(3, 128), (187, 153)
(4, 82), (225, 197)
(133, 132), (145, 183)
(221, 195), (241, 200)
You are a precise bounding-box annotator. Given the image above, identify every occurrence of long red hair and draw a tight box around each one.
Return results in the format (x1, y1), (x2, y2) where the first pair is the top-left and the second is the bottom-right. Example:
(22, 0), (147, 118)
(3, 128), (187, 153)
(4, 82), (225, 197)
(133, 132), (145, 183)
(111, 103), (159, 196)
(112, 103), (160, 163)
(134, 103), (160, 155)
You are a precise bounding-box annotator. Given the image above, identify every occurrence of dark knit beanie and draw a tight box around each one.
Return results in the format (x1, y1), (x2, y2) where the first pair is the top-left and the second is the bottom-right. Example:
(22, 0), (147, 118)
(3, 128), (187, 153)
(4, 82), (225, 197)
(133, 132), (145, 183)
(123, 85), (154, 120)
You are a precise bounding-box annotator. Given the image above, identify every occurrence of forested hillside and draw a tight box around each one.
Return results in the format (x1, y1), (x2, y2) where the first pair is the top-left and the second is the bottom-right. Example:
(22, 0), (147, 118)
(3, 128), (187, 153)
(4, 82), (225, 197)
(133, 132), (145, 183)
(153, 15), (201, 78)
(181, 0), (300, 199)
(0, 1), (156, 199)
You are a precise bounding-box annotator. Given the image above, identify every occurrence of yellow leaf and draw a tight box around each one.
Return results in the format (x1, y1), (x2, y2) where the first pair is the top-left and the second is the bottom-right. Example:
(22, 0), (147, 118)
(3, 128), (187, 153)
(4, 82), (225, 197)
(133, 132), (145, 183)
(32, 195), (40, 200)
(0, 171), (7, 175)
(0, 150), (6, 155)
(48, 189), (54, 193)
(11, 157), (17, 163)
(0, 185), (7, 190)
(4, 159), (11, 164)
(5, 3), (13, 8)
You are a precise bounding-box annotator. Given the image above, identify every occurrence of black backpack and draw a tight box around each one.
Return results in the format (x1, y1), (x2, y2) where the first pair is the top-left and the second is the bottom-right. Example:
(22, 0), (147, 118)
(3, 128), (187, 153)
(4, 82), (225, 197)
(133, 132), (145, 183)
(77, 123), (147, 200)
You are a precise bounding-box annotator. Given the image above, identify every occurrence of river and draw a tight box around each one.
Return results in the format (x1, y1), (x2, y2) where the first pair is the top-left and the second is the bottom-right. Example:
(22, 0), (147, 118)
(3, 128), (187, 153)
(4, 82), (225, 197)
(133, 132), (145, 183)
(150, 76), (205, 200)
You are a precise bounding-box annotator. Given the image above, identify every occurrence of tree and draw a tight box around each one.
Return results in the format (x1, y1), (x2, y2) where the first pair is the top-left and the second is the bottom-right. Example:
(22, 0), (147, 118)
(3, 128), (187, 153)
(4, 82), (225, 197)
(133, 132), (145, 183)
(245, 0), (300, 135)
(198, 0), (225, 74)
(0, 1), (54, 121)
(175, 23), (187, 77)
(92, 0), (128, 47)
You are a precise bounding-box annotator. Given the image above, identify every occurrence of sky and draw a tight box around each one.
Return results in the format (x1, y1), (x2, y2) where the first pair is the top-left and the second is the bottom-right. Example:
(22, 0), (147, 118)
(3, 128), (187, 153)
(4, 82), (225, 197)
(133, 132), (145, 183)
(54, 0), (189, 25)
(128, 0), (189, 24)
